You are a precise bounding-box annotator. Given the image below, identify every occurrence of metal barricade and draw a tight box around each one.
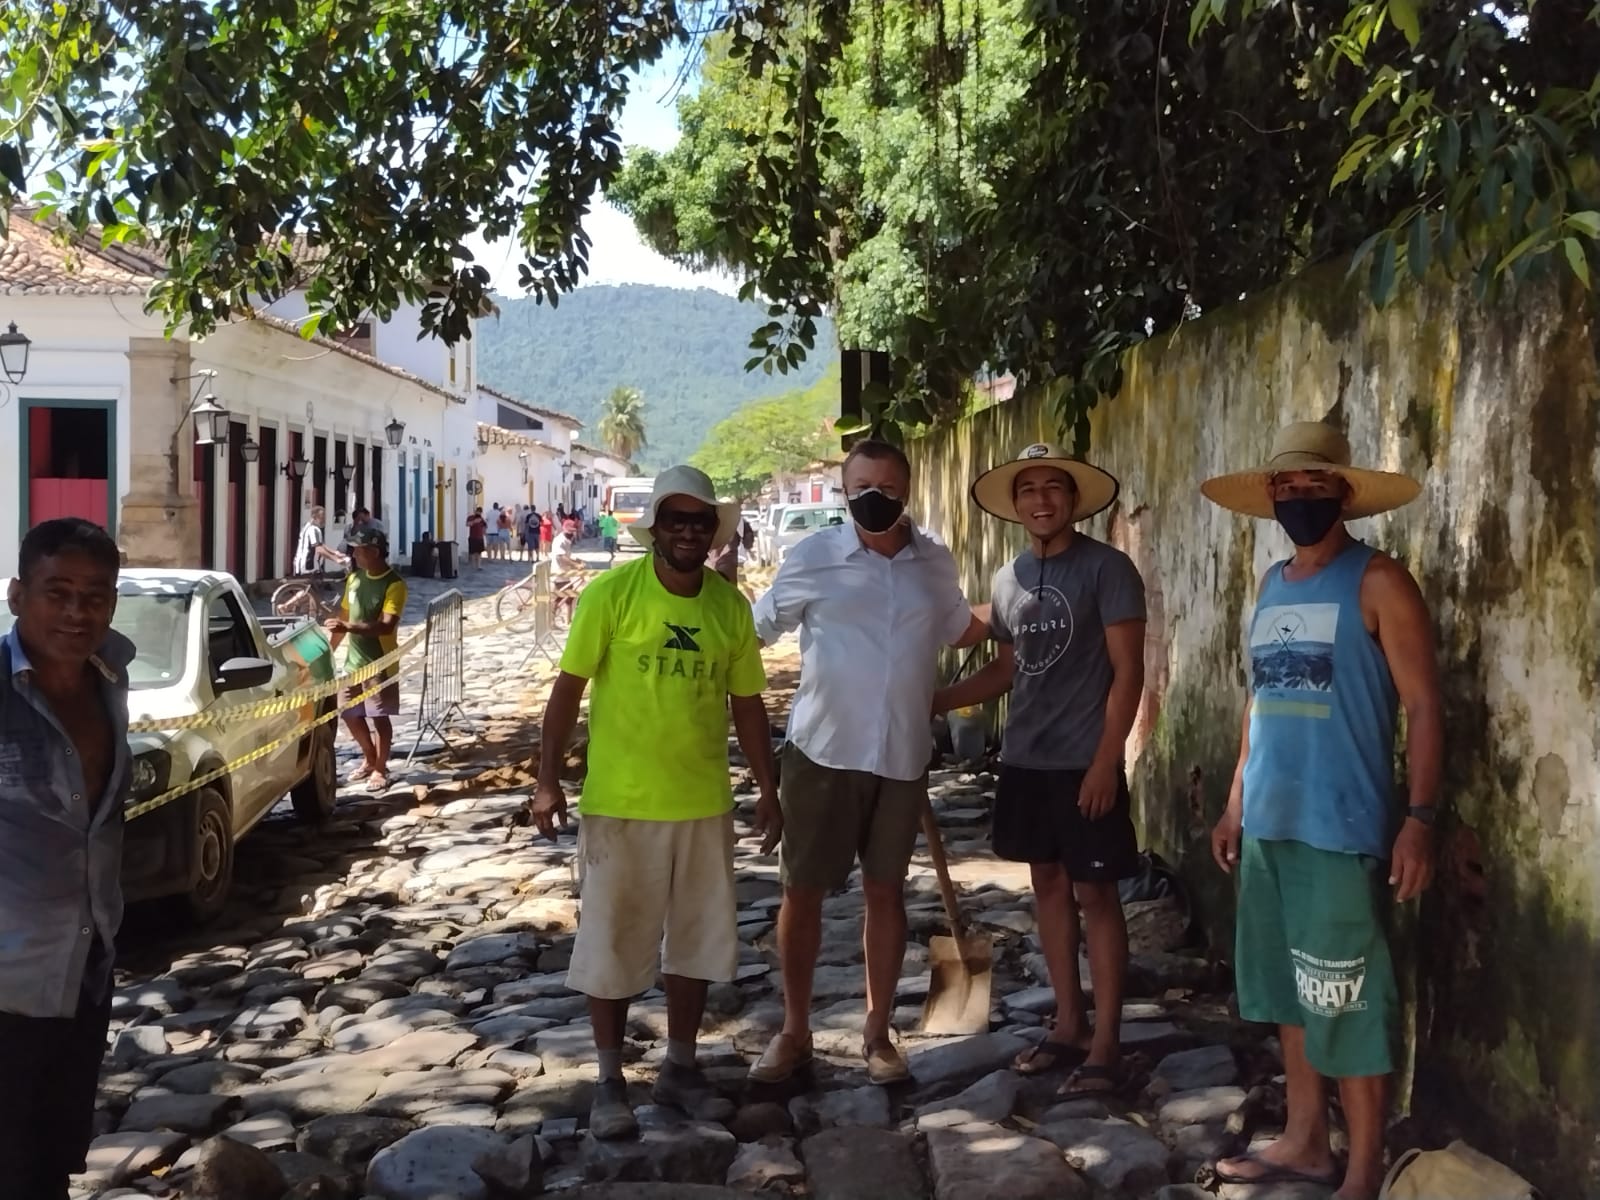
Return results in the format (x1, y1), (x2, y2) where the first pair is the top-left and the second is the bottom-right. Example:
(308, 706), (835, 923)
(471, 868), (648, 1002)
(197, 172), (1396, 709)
(520, 559), (562, 669)
(406, 588), (475, 763)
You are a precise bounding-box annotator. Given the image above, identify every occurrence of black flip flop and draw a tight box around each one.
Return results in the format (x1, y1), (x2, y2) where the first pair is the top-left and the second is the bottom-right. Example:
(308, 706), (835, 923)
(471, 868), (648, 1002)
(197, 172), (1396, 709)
(1054, 1062), (1122, 1100)
(1211, 1151), (1340, 1187)
(1013, 1039), (1087, 1077)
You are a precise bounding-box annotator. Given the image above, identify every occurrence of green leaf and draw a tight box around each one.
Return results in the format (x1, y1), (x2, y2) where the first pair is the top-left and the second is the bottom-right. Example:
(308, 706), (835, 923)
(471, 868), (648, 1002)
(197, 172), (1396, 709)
(1389, 0), (1421, 47)
(1331, 134), (1380, 191)
(0, 142), (24, 191)
(1438, 118), (1460, 180)
(1346, 230), (1386, 280)
(1369, 234), (1397, 306)
(1562, 237), (1590, 288)
(1565, 211), (1600, 238)
(1407, 212), (1430, 282)
(1494, 227), (1552, 275)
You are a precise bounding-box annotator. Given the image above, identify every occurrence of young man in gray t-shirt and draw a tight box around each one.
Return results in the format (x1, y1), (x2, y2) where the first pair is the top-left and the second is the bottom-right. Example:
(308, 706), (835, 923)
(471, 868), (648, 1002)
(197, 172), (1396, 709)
(935, 442), (1146, 1101)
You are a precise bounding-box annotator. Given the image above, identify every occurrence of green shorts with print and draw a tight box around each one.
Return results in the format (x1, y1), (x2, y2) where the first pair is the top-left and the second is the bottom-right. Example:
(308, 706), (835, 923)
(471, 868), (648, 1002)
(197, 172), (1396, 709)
(1234, 836), (1399, 1079)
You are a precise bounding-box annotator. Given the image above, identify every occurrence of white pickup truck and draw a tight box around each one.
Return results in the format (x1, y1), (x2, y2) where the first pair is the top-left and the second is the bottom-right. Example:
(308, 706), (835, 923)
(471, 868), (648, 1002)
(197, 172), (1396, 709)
(2, 569), (339, 922)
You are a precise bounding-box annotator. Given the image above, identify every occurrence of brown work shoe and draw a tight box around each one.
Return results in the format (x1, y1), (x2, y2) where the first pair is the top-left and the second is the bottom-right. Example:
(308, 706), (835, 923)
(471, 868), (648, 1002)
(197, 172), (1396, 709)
(863, 1035), (911, 1085)
(748, 1032), (814, 1083)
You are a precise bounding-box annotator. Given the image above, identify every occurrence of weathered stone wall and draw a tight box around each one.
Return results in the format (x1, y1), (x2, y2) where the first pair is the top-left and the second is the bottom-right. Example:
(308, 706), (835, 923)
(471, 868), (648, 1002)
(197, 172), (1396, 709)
(908, 265), (1599, 1193)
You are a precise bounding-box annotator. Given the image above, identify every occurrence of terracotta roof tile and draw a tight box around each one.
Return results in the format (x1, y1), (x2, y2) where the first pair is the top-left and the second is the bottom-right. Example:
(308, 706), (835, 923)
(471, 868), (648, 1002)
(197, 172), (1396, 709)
(0, 217), (154, 295)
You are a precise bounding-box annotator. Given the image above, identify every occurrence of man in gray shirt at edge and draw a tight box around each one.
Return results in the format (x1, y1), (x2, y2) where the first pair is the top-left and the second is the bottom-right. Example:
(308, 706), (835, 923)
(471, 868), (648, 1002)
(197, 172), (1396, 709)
(934, 442), (1146, 1100)
(0, 518), (132, 1200)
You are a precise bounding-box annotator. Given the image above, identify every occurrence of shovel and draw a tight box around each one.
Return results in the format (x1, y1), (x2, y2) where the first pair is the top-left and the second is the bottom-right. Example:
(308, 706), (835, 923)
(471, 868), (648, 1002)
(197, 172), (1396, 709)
(919, 797), (994, 1035)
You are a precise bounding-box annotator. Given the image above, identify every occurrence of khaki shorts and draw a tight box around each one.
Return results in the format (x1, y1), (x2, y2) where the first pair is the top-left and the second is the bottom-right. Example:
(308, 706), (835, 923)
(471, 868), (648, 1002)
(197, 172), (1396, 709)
(566, 812), (738, 1000)
(778, 743), (925, 890)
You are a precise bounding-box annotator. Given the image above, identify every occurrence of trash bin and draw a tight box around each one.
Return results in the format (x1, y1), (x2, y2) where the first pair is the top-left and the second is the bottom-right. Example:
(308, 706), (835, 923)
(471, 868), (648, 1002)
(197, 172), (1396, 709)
(436, 540), (458, 579)
(409, 539), (437, 578)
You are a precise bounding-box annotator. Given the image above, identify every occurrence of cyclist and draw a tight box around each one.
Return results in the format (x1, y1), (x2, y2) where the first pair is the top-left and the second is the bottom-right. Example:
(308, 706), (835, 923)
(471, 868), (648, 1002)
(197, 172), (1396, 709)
(295, 506), (348, 576)
(550, 517), (587, 624)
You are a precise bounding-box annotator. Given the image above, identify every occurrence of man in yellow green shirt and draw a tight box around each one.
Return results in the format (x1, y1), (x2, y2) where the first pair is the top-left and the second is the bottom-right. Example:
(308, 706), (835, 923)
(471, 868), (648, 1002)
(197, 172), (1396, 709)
(533, 466), (779, 1141)
(326, 527), (407, 793)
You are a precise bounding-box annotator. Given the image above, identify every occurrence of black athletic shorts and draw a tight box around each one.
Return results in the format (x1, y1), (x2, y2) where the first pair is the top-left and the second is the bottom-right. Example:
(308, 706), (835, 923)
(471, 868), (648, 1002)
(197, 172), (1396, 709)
(991, 763), (1140, 882)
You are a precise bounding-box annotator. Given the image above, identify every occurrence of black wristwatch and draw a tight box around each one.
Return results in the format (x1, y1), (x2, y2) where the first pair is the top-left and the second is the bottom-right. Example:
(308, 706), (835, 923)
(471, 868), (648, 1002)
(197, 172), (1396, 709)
(1406, 805), (1437, 827)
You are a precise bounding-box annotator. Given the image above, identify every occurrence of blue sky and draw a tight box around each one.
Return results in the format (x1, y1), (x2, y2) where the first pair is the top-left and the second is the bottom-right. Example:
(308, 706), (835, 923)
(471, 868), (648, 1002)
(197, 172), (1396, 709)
(467, 49), (739, 297)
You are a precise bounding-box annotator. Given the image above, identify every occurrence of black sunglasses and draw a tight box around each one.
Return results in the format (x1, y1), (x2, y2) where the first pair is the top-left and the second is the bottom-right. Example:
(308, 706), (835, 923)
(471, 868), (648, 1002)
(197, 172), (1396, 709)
(656, 510), (718, 534)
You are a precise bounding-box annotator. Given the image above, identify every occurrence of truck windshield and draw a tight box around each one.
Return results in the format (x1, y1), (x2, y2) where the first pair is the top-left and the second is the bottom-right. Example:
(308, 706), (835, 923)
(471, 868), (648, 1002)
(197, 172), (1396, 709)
(0, 586), (191, 691)
(609, 490), (652, 515)
(114, 592), (192, 690)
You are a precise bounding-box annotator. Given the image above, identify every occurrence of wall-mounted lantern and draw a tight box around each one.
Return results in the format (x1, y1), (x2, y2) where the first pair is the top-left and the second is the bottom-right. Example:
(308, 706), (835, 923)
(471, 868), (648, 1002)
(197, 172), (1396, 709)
(384, 417), (406, 448)
(0, 321), (32, 384)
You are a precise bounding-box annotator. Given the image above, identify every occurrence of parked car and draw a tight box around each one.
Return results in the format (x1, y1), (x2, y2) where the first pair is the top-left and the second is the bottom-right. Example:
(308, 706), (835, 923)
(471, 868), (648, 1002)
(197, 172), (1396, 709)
(0, 569), (338, 922)
(773, 503), (848, 565)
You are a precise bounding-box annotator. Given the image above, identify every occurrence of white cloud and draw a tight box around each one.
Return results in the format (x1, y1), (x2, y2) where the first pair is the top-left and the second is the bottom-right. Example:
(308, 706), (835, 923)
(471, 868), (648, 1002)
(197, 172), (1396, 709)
(468, 50), (740, 299)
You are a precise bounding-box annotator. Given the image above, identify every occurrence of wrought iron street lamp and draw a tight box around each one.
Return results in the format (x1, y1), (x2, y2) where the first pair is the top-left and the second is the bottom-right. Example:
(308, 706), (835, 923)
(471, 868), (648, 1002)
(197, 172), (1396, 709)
(336, 461), (356, 486)
(241, 436), (260, 464)
(281, 455), (309, 480)
(518, 450), (529, 484)
(385, 417), (405, 448)
(190, 393), (230, 447)
(0, 321), (31, 385)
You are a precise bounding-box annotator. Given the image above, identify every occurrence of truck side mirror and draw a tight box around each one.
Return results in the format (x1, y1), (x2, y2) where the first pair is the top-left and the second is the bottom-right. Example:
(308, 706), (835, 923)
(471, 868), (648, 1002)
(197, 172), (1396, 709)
(215, 656), (274, 692)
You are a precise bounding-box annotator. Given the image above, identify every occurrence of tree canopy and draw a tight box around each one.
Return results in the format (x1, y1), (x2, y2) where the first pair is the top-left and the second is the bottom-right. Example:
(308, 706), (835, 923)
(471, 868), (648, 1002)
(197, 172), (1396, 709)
(692, 365), (840, 500)
(3, 1), (1595, 444)
(613, 0), (1600, 442)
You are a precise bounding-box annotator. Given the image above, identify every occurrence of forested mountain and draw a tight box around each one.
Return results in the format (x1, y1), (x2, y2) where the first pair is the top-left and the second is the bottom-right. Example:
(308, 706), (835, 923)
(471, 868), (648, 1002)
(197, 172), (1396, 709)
(476, 284), (836, 468)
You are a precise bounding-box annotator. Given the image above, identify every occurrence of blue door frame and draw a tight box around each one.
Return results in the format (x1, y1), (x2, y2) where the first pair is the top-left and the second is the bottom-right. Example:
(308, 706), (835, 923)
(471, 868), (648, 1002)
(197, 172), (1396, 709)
(395, 461), (407, 550)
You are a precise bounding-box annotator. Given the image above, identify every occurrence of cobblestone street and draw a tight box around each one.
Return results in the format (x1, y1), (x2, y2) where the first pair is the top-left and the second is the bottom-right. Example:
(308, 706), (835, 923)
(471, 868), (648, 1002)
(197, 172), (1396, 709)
(85, 558), (1309, 1200)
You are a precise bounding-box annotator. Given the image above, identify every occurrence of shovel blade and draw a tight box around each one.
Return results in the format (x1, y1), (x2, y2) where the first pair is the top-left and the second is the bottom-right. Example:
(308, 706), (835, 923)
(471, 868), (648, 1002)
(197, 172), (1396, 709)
(920, 931), (994, 1036)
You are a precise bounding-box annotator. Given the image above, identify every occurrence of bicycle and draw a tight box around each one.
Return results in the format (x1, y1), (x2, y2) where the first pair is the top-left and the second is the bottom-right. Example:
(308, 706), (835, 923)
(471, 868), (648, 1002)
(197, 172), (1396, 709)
(271, 572), (344, 620)
(494, 567), (586, 632)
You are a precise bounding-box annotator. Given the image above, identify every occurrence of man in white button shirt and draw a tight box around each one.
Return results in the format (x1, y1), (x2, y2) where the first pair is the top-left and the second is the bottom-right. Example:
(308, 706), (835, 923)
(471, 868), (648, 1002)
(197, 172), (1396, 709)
(749, 439), (987, 1085)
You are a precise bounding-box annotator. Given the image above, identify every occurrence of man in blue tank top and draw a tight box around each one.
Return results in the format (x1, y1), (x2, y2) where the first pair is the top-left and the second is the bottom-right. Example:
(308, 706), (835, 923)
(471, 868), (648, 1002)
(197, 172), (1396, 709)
(1201, 422), (1443, 1200)
(934, 442), (1146, 1101)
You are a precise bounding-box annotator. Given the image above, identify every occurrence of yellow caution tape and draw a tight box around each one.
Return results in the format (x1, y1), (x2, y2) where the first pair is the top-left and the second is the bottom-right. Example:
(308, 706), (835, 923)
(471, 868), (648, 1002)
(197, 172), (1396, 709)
(124, 664), (407, 820)
(126, 628), (426, 734)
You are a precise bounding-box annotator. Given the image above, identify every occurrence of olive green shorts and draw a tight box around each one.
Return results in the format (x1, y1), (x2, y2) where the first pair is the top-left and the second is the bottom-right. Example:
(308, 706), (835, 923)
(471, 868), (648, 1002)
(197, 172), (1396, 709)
(777, 743), (925, 890)
(1234, 835), (1399, 1079)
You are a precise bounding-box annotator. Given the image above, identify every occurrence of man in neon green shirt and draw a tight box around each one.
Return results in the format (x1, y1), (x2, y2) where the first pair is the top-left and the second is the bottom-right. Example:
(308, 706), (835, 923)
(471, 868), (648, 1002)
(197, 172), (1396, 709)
(534, 466), (779, 1140)
(598, 508), (621, 564)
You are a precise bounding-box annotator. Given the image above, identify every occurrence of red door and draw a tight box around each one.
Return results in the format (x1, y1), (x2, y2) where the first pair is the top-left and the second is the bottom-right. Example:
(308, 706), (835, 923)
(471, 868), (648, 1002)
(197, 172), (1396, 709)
(26, 407), (112, 530)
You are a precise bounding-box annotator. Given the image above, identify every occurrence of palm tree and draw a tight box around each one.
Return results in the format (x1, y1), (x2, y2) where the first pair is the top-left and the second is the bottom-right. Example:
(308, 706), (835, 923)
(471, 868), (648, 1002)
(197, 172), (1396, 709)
(598, 385), (648, 462)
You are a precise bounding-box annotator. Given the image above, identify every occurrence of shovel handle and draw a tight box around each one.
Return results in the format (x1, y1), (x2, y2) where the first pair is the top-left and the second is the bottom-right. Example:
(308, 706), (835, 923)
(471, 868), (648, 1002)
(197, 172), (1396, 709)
(920, 797), (969, 940)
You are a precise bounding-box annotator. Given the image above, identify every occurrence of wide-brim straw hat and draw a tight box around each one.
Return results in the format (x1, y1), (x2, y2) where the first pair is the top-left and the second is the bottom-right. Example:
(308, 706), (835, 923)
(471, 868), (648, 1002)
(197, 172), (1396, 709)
(1200, 421), (1421, 519)
(629, 465), (742, 548)
(971, 442), (1121, 524)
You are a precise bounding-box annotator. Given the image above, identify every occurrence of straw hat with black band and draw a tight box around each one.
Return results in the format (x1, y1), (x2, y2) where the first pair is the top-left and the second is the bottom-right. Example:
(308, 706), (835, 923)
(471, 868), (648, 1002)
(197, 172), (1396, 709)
(970, 442), (1121, 524)
(1200, 421), (1420, 519)
(629, 465), (743, 548)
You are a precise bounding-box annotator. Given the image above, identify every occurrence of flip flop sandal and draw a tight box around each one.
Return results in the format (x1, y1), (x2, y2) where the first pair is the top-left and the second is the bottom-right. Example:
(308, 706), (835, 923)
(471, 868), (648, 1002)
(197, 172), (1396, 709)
(346, 764), (373, 783)
(1211, 1152), (1340, 1188)
(1013, 1039), (1088, 1076)
(1054, 1063), (1122, 1101)
(366, 772), (391, 793)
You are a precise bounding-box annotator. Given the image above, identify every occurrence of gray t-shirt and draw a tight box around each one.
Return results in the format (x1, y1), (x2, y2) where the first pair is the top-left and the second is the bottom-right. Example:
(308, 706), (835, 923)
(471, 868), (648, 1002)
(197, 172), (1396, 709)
(990, 536), (1147, 770)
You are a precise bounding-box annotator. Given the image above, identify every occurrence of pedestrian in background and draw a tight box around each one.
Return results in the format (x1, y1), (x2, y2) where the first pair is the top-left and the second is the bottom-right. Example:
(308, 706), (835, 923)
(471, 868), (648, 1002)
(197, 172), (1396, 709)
(749, 439), (987, 1086)
(1203, 422), (1441, 1200)
(598, 508), (621, 565)
(540, 508), (555, 557)
(533, 466), (779, 1140)
(328, 527), (409, 793)
(0, 518), (131, 1200)
(523, 506), (542, 563)
(934, 443), (1146, 1099)
(495, 504), (514, 561)
(466, 508), (488, 570)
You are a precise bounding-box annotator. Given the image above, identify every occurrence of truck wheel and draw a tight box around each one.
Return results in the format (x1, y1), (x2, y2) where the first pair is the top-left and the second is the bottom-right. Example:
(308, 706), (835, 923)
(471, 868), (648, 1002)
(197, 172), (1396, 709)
(292, 721), (338, 823)
(186, 787), (235, 925)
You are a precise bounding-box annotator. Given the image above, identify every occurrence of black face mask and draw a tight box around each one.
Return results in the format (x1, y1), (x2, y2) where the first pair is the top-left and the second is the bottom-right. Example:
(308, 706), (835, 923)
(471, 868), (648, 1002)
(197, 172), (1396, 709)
(848, 489), (906, 534)
(1274, 497), (1343, 547)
